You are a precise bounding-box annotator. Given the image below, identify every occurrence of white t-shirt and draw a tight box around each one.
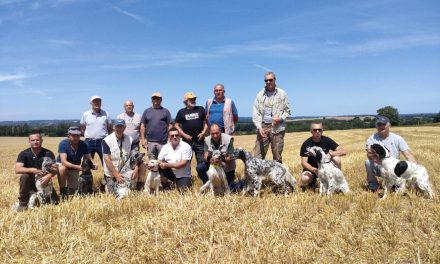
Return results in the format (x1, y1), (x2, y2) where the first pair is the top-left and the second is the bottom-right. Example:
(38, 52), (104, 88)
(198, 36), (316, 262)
(366, 132), (409, 159)
(158, 141), (192, 178)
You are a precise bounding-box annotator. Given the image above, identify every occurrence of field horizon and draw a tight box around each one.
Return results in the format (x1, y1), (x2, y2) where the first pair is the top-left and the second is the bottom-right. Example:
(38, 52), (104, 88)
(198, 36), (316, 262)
(1, 126), (439, 263)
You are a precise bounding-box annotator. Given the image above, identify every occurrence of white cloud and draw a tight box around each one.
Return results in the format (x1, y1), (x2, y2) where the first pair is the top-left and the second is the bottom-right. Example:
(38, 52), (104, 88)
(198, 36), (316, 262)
(0, 72), (28, 82)
(46, 39), (76, 46)
(253, 64), (272, 72)
(112, 6), (149, 25)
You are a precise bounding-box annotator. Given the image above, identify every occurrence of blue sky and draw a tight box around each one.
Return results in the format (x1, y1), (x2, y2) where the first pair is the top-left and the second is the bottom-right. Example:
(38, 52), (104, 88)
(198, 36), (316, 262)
(1, 0), (439, 121)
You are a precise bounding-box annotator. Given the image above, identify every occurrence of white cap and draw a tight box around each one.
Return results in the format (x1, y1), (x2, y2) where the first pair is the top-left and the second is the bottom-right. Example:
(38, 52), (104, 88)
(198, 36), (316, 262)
(90, 95), (101, 102)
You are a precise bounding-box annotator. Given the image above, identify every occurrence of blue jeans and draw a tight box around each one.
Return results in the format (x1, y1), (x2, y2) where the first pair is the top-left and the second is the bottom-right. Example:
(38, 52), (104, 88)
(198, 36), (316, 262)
(85, 138), (104, 164)
(365, 159), (381, 191)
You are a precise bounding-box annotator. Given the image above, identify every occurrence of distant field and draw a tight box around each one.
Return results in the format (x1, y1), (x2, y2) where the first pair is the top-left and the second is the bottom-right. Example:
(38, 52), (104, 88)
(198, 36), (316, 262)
(0, 127), (439, 263)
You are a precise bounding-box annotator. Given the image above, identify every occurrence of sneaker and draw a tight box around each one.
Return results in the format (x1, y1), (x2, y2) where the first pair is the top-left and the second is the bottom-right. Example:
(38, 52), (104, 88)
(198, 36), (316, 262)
(11, 202), (28, 212)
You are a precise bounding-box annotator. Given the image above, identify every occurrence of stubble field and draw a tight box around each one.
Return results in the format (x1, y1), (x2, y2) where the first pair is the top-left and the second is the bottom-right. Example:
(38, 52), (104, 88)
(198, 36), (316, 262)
(0, 126), (439, 263)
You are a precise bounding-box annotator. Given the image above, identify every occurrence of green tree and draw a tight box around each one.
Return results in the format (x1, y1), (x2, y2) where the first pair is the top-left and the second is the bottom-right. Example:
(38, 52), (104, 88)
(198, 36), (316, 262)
(377, 106), (400, 126)
(434, 112), (440, 123)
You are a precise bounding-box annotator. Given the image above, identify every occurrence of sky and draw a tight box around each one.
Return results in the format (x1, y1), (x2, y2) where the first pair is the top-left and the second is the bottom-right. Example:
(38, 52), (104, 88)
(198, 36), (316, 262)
(0, 0), (439, 121)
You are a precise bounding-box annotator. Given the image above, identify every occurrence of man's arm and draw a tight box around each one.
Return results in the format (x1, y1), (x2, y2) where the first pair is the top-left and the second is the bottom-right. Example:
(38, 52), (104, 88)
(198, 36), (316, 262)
(140, 123), (147, 149)
(175, 123), (192, 141)
(104, 154), (124, 183)
(159, 159), (188, 170)
(329, 146), (347, 158)
(402, 150), (417, 163)
(15, 162), (40, 175)
(301, 156), (318, 175)
(60, 153), (82, 171)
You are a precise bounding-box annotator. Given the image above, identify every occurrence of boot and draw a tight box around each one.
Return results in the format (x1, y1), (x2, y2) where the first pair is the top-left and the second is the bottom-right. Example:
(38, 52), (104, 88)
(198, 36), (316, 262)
(60, 187), (68, 200)
(136, 182), (145, 191)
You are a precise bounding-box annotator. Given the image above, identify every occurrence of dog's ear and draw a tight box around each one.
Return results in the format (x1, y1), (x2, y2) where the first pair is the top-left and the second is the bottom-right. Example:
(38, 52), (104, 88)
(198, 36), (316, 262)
(315, 150), (323, 163)
(394, 161), (408, 177)
(371, 144), (386, 159)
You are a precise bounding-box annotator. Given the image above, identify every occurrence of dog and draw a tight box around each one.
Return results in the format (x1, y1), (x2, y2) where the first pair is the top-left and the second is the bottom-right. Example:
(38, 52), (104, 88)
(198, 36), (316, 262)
(78, 158), (95, 195)
(233, 147), (296, 197)
(115, 149), (145, 199)
(199, 149), (230, 196)
(28, 157), (57, 208)
(306, 146), (349, 196)
(145, 159), (161, 195)
(368, 143), (433, 199)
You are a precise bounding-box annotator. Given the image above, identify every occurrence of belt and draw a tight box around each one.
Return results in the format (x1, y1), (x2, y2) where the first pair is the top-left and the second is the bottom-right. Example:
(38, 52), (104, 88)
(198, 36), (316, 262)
(263, 123), (272, 126)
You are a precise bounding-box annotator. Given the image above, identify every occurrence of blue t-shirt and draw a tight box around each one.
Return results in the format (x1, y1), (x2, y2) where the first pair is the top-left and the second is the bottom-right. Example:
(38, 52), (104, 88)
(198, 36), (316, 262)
(207, 100), (238, 129)
(57, 139), (90, 165)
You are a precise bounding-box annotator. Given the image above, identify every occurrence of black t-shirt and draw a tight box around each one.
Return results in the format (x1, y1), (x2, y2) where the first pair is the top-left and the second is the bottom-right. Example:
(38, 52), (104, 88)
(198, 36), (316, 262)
(175, 106), (206, 143)
(16, 148), (56, 169)
(300, 136), (338, 168)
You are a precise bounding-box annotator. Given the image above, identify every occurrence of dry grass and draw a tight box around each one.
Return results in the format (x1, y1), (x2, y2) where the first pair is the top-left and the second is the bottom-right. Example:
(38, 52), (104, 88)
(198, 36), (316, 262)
(0, 127), (439, 263)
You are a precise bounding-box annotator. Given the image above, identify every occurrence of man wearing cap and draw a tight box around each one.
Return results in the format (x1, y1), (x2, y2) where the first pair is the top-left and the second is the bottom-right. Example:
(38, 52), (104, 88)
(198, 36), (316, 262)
(175, 92), (208, 182)
(299, 121), (347, 191)
(140, 92), (172, 160)
(365, 115), (417, 192)
(117, 100), (142, 150)
(102, 119), (146, 194)
(80, 95), (112, 164)
(252, 71), (291, 163)
(57, 126), (96, 198)
(205, 84), (238, 135)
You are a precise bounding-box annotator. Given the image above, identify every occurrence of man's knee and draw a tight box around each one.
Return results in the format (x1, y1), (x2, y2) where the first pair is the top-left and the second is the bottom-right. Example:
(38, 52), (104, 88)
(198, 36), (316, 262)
(300, 171), (314, 185)
(332, 156), (341, 168)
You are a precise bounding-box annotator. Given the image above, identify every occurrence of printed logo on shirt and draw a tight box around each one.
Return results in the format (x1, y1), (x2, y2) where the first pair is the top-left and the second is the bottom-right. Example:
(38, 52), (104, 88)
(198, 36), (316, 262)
(185, 113), (199, 120)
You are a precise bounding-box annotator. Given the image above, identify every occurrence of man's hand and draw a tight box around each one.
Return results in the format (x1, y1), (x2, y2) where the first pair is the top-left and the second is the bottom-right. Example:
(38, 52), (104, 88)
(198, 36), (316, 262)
(258, 128), (266, 138)
(39, 174), (52, 185)
(115, 173), (125, 184)
(196, 132), (205, 141)
(183, 134), (192, 141)
(141, 139), (147, 149)
(272, 116), (282, 125)
(311, 167), (318, 175)
(158, 161), (168, 170)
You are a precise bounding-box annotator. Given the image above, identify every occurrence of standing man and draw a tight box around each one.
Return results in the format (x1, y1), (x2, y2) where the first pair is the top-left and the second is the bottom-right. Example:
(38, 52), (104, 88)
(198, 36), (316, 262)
(57, 126), (96, 198)
(299, 121), (347, 191)
(117, 100), (142, 150)
(102, 119), (146, 194)
(365, 116), (416, 192)
(80, 95), (112, 164)
(175, 92), (208, 182)
(12, 133), (58, 212)
(140, 92), (172, 160)
(205, 84), (238, 135)
(157, 127), (193, 192)
(252, 71), (291, 163)
(196, 124), (237, 189)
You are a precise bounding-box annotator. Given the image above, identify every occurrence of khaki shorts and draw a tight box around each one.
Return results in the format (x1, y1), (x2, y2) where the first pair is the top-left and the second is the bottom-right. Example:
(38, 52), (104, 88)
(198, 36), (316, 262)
(64, 169), (79, 190)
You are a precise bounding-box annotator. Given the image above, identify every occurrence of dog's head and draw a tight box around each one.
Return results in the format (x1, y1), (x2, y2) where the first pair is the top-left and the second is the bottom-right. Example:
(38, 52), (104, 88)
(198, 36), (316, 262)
(81, 158), (94, 172)
(210, 149), (224, 165)
(305, 146), (327, 163)
(368, 143), (389, 160)
(147, 159), (159, 172)
(41, 157), (57, 174)
(232, 147), (251, 161)
(129, 149), (145, 169)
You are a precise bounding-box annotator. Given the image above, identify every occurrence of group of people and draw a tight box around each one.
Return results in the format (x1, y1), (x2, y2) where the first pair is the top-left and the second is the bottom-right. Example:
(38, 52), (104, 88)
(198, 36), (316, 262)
(12, 71), (418, 211)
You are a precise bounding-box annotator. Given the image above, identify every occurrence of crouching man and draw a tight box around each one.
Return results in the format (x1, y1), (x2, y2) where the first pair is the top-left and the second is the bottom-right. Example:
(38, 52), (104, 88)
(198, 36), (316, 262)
(157, 127), (193, 193)
(12, 133), (59, 212)
(102, 119), (146, 195)
(57, 126), (97, 198)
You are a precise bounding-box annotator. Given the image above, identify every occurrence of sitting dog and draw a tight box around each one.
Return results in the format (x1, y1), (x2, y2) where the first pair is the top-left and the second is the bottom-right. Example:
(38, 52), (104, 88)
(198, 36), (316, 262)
(78, 158), (95, 195)
(233, 147), (296, 197)
(145, 159), (161, 195)
(368, 143), (433, 199)
(306, 146), (349, 196)
(115, 149), (145, 199)
(199, 149), (230, 196)
(28, 157), (57, 208)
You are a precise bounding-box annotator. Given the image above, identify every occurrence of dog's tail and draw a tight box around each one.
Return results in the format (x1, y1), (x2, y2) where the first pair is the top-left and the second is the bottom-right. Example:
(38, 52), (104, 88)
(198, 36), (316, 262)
(282, 165), (297, 188)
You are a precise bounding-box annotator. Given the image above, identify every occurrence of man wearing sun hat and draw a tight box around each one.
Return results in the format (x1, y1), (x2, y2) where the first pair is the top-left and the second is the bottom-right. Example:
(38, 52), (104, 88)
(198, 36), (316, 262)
(140, 92), (172, 160)
(175, 92), (208, 182)
(80, 95), (112, 164)
(57, 126), (96, 198)
(365, 115), (417, 192)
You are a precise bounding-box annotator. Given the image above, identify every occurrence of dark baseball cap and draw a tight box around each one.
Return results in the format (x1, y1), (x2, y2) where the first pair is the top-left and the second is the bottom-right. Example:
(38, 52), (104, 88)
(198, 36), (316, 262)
(114, 119), (126, 127)
(375, 115), (390, 125)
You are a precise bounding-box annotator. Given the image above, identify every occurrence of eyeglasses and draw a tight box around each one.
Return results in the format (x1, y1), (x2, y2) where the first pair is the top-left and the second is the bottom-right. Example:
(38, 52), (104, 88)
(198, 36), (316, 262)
(376, 123), (387, 126)
(169, 134), (180, 138)
(312, 129), (323, 132)
(264, 79), (274, 83)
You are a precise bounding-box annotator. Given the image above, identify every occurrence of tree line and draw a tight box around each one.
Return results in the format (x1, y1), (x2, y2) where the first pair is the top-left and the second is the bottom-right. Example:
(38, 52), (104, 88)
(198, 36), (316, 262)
(1, 106), (439, 137)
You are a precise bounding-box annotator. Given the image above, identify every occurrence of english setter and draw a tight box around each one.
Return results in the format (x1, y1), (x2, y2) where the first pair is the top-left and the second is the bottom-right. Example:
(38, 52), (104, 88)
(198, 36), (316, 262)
(199, 149), (230, 196)
(368, 143), (433, 199)
(115, 149), (145, 199)
(78, 158), (95, 195)
(306, 146), (349, 196)
(233, 147), (296, 197)
(28, 157), (57, 208)
(145, 159), (161, 195)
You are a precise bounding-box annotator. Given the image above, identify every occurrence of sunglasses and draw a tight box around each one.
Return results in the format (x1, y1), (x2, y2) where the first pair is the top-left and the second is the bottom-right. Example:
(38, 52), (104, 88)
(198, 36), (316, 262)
(312, 129), (323, 132)
(264, 79), (274, 83)
(169, 134), (180, 138)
